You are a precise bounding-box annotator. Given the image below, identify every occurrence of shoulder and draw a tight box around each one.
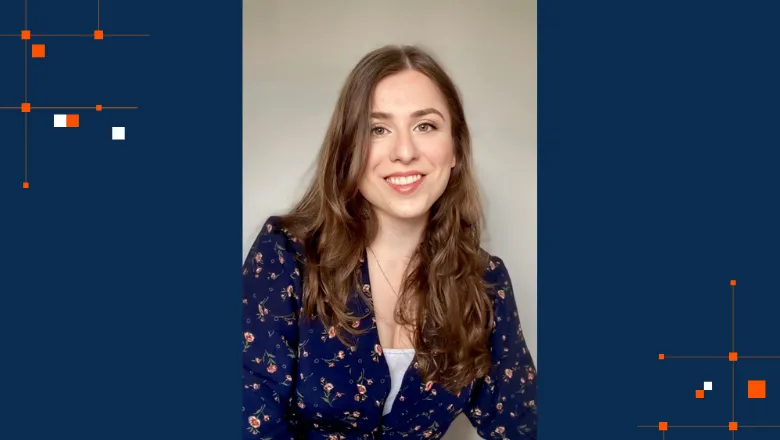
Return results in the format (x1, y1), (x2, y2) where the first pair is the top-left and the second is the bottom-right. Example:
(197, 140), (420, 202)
(244, 216), (305, 268)
(480, 250), (512, 287)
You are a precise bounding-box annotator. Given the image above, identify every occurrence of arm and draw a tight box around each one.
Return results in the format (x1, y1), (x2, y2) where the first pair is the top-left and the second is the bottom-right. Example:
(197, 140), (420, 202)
(242, 217), (303, 439)
(467, 256), (537, 439)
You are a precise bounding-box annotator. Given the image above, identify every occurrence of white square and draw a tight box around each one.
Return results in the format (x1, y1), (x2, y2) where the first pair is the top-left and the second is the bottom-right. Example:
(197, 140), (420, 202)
(53, 114), (66, 128)
(112, 126), (125, 140)
(704, 381), (712, 391)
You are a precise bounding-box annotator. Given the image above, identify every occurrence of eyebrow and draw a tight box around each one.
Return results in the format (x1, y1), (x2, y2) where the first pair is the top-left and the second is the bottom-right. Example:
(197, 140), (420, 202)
(370, 107), (446, 121)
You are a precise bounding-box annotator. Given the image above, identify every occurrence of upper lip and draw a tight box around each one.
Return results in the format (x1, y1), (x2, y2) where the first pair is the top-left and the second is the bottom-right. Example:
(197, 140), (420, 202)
(384, 170), (425, 178)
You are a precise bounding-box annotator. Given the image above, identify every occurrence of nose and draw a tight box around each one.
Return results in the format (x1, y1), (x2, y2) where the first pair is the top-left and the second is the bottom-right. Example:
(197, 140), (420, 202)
(389, 130), (419, 163)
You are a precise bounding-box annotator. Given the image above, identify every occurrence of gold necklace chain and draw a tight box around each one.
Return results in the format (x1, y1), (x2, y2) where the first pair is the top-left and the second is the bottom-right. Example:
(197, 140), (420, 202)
(367, 247), (402, 323)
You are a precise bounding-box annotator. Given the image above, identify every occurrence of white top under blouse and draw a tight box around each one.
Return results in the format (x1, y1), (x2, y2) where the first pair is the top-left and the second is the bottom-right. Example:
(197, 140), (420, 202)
(382, 348), (416, 416)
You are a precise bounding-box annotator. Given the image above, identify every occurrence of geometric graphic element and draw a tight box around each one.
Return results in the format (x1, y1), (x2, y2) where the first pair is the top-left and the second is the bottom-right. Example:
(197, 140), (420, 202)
(659, 353), (665, 360)
(112, 126), (125, 140)
(748, 380), (766, 399)
(638, 279), (780, 437)
(54, 114), (79, 128)
(31, 43), (44, 58)
(1, 2), (149, 188)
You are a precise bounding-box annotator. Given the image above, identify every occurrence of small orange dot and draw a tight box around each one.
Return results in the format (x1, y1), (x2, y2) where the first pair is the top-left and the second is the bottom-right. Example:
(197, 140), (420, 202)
(658, 354), (665, 360)
(22, 181), (29, 189)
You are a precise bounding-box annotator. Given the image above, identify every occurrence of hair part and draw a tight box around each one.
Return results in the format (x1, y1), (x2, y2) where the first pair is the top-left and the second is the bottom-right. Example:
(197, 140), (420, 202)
(279, 45), (493, 393)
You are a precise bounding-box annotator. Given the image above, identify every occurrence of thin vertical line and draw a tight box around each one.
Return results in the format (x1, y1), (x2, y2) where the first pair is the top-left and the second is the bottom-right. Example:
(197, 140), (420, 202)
(732, 362), (735, 420)
(24, 40), (27, 100)
(25, 0), (28, 28)
(732, 285), (735, 351)
(25, 113), (28, 180)
(98, 0), (101, 29)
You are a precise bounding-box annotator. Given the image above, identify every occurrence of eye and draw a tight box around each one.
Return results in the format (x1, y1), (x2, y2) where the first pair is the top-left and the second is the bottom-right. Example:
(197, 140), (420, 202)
(371, 126), (389, 136)
(415, 122), (437, 132)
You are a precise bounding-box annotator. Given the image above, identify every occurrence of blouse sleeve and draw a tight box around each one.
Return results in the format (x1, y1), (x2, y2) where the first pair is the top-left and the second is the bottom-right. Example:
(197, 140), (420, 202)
(242, 217), (303, 439)
(466, 256), (538, 439)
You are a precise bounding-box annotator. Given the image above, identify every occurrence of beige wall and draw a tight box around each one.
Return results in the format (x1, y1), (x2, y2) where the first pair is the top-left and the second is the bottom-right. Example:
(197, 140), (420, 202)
(243, 1), (536, 438)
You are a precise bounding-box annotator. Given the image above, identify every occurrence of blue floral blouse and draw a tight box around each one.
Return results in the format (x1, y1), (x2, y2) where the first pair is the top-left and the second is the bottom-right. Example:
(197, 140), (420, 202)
(242, 217), (537, 439)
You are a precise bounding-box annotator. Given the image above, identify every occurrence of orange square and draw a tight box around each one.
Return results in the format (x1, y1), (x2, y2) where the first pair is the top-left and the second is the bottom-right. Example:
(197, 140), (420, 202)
(695, 389), (704, 398)
(658, 422), (668, 431)
(729, 421), (738, 431)
(748, 380), (766, 399)
(22, 181), (29, 189)
(21, 103), (30, 113)
(31, 44), (45, 58)
(21, 30), (30, 40)
(66, 114), (79, 128)
(96, 105), (103, 112)
(658, 353), (665, 360)
(94, 30), (104, 40)
(730, 280), (736, 286)
(729, 352), (738, 361)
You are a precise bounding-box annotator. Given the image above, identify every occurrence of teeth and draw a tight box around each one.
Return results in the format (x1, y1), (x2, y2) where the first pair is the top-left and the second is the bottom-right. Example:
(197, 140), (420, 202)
(386, 174), (422, 185)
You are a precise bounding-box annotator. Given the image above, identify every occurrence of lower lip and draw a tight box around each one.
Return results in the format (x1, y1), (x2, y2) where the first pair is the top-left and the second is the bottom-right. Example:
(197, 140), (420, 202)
(385, 176), (425, 194)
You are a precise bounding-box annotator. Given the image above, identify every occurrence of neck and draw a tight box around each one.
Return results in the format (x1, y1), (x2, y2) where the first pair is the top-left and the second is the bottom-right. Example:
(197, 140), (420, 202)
(368, 211), (427, 260)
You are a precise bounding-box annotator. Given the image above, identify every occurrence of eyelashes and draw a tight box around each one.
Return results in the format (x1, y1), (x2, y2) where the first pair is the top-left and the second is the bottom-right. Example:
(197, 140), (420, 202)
(370, 122), (438, 136)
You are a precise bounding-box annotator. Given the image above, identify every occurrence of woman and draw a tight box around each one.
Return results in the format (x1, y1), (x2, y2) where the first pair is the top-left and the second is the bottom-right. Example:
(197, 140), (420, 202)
(243, 45), (536, 439)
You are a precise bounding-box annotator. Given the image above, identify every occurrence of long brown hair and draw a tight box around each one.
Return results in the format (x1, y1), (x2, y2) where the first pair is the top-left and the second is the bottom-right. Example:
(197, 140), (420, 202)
(279, 45), (493, 393)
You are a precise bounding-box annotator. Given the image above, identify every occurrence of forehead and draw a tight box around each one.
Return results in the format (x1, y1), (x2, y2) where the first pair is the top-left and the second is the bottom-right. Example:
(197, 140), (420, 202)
(371, 70), (448, 115)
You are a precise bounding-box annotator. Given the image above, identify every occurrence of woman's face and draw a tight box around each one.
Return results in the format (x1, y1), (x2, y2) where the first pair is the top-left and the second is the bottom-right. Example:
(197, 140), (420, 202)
(357, 70), (456, 222)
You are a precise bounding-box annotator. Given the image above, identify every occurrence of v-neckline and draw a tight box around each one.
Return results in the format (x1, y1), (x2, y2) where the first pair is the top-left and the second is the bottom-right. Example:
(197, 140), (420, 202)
(359, 248), (417, 418)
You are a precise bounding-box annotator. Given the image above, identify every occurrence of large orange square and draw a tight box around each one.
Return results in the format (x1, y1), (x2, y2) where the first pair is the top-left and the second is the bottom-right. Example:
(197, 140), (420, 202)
(658, 422), (668, 431)
(66, 114), (79, 128)
(730, 280), (736, 286)
(94, 30), (104, 40)
(695, 389), (704, 398)
(22, 182), (29, 189)
(729, 421), (738, 431)
(21, 30), (30, 40)
(21, 103), (30, 113)
(658, 353), (665, 360)
(95, 105), (103, 112)
(748, 380), (766, 398)
(729, 352), (738, 361)
(31, 44), (45, 58)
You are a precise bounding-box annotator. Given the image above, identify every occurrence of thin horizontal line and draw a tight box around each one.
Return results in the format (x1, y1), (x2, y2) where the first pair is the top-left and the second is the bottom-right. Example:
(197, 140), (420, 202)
(638, 425), (726, 428)
(638, 425), (780, 429)
(0, 106), (138, 110)
(663, 356), (728, 359)
(0, 33), (149, 37)
(740, 356), (780, 359)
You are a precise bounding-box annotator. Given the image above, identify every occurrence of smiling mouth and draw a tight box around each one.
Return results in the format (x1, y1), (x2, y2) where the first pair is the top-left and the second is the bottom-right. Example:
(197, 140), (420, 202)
(384, 174), (425, 194)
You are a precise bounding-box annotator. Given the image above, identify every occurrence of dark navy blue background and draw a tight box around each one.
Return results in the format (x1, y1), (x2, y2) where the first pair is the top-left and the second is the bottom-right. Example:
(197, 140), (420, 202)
(540, 1), (780, 439)
(1, 0), (241, 439)
(3, 0), (780, 438)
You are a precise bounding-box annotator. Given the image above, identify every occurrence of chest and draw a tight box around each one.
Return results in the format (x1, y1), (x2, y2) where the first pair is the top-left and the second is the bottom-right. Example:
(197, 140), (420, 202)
(291, 310), (473, 437)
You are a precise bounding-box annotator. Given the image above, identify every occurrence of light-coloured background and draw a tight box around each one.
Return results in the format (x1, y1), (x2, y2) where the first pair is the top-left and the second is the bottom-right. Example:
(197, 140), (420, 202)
(243, 1), (536, 438)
